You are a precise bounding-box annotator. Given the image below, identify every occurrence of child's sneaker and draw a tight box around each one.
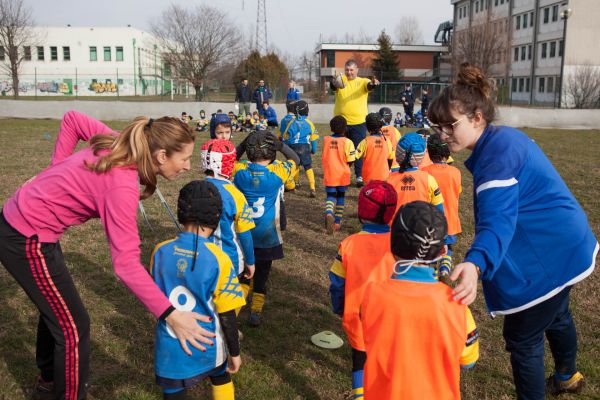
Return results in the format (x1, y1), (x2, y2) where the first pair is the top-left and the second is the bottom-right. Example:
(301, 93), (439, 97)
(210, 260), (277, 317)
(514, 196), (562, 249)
(249, 311), (262, 327)
(355, 177), (364, 188)
(333, 222), (342, 232)
(546, 371), (585, 396)
(325, 214), (335, 234)
(309, 189), (316, 198)
(32, 376), (55, 400)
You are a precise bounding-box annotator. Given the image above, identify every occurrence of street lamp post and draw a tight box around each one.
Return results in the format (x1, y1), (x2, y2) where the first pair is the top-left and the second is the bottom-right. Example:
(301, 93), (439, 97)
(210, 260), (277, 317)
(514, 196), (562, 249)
(557, 8), (571, 109)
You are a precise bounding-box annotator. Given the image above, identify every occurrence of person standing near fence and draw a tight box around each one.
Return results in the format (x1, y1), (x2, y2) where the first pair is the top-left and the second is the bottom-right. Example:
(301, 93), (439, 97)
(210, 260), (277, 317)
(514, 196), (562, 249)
(235, 78), (253, 116)
(253, 79), (273, 112)
(331, 59), (379, 187)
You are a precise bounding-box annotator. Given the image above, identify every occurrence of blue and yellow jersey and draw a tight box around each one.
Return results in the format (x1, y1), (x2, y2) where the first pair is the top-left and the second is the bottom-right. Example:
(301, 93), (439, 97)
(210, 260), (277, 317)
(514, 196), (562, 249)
(279, 115), (319, 145)
(206, 177), (255, 273)
(232, 159), (296, 249)
(150, 233), (246, 380)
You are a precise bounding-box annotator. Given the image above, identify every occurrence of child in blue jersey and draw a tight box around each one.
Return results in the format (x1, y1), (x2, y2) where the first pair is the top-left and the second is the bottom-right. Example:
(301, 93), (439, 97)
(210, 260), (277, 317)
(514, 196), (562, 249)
(279, 100), (319, 197)
(150, 180), (246, 400)
(232, 130), (300, 326)
(200, 139), (256, 309)
(394, 112), (403, 129)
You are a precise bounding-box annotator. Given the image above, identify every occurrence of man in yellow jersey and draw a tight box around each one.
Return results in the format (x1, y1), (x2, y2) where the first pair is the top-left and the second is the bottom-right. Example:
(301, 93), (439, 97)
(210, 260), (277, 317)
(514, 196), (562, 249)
(331, 59), (379, 187)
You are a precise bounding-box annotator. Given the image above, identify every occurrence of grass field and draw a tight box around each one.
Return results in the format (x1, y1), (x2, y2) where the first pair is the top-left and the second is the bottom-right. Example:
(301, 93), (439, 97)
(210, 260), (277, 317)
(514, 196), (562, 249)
(0, 118), (598, 400)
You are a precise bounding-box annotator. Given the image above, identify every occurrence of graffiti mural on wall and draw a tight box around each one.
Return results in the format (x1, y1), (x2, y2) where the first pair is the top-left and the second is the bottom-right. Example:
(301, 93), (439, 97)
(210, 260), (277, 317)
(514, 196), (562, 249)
(2, 76), (157, 96)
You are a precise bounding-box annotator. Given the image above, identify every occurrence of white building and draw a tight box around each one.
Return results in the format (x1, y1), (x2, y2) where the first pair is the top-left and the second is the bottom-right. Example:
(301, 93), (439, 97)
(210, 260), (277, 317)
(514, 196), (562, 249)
(451, 0), (600, 106)
(0, 26), (165, 96)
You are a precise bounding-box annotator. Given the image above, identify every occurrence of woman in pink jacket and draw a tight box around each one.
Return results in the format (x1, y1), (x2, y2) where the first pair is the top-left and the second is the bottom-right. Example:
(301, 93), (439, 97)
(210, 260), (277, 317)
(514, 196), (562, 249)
(0, 111), (214, 400)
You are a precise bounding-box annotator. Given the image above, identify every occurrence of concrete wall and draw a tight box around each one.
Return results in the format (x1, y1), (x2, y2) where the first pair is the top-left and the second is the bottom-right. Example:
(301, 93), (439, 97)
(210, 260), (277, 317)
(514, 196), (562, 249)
(0, 100), (599, 129)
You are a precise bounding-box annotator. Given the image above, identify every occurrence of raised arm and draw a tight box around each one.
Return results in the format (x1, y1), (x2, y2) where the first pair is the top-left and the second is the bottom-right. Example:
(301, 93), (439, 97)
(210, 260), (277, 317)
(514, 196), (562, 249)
(52, 110), (116, 165)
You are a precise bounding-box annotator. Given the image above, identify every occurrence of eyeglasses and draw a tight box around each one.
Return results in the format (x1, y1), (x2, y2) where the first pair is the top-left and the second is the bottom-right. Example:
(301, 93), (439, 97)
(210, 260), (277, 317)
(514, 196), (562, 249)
(430, 116), (469, 136)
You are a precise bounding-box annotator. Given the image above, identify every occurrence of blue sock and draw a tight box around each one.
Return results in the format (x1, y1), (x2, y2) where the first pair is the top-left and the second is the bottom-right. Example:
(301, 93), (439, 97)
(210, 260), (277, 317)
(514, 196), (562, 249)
(351, 370), (364, 399)
(325, 187), (336, 216)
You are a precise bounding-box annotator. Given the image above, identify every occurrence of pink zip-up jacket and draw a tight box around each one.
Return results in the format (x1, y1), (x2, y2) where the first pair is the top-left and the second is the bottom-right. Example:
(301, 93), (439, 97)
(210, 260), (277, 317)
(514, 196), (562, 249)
(3, 111), (172, 318)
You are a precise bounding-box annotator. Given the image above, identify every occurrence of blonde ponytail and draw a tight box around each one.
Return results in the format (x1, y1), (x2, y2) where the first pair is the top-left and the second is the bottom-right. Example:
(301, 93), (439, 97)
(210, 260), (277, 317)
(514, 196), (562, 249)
(87, 117), (195, 199)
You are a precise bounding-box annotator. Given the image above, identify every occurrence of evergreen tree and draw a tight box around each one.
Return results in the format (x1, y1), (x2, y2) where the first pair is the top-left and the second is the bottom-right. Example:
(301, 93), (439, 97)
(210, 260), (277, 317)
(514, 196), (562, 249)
(371, 30), (400, 82)
(233, 51), (289, 98)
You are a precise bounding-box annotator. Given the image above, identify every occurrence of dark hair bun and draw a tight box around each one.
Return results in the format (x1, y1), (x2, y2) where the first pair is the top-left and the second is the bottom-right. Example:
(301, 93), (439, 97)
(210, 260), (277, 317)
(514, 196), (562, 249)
(455, 63), (493, 100)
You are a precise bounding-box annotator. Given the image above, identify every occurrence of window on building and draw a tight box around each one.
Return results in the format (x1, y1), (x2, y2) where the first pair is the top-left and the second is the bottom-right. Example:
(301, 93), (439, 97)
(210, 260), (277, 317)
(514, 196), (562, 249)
(326, 51), (335, 68)
(50, 46), (57, 61)
(547, 77), (554, 92)
(550, 41), (556, 57)
(0, 46), (4, 61)
(523, 14), (528, 28)
(541, 42), (547, 59)
(63, 46), (70, 61)
(530, 12), (534, 27)
(514, 47), (519, 61)
(519, 78), (524, 92)
(116, 46), (124, 61)
(559, 40), (563, 57)
(90, 46), (97, 61)
(552, 5), (559, 21)
(24, 46), (31, 61)
(475, 1), (479, 12)
(526, 78), (530, 92)
(516, 15), (521, 29)
(501, 0), (504, 3)
(543, 7), (549, 23)
(521, 46), (526, 60)
(37, 46), (44, 61)
(539, 77), (545, 93)
(495, 0), (498, 6)
(528, 45), (532, 60)
(512, 78), (517, 92)
(104, 46), (111, 61)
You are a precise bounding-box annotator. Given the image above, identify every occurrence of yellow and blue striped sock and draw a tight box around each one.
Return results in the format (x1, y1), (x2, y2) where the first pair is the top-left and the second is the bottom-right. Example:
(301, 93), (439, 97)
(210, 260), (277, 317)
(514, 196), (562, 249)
(351, 370), (364, 399)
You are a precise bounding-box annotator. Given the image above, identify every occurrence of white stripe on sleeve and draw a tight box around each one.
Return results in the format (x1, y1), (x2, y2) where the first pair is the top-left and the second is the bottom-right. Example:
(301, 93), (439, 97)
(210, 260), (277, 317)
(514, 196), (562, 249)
(476, 178), (518, 195)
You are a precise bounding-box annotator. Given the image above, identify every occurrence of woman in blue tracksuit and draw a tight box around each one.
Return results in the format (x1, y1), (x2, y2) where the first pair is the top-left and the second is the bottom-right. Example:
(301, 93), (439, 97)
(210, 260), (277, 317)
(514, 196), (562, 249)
(428, 63), (598, 400)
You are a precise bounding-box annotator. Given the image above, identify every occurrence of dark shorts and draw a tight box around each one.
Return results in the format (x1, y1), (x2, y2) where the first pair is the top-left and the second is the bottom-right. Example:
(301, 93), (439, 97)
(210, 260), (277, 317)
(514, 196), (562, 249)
(156, 363), (227, 390)
(254, 244), (284, 261)
(289, 143), (312, 168)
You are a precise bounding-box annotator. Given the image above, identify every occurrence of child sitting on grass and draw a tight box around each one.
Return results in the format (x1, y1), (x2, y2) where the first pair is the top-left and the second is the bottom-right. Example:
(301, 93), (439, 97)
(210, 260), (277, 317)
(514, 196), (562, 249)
(150, 180), (246, 400)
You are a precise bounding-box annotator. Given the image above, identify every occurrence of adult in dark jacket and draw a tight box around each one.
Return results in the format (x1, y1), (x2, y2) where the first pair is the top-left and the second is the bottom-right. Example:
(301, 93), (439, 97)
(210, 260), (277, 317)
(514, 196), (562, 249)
(235, 78), (253, 116)
(253, 79), (273, 111)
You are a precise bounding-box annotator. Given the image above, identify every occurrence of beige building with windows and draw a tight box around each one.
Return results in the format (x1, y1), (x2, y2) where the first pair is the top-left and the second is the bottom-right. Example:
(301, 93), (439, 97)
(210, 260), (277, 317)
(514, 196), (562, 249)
(451, 0), (600, 106)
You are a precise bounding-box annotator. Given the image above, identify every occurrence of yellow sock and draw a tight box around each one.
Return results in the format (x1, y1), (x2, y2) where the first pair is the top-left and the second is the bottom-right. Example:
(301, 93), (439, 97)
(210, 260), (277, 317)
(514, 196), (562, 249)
(294, 169), (300, 184)
(212, 381), (235, 400)
(251, 293), (265, 313)
(235, 283), (251, 316)
(306, 168), (316, 190)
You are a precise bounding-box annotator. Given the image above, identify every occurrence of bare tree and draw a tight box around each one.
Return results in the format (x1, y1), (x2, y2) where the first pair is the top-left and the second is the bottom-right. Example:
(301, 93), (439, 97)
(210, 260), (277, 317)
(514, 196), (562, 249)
(394, 16), (424, 45)
(151, 4), (241, 101)
(564, 63), (600, 109)
(452, 14), (505, 77)
(300, 51), (317, 91)
(0, 0), (35, 99)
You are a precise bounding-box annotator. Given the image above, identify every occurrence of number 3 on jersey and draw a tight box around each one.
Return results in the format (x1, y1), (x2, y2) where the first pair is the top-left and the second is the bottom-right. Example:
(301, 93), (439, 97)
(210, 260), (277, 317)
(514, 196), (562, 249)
(251, 196), (265, 218)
